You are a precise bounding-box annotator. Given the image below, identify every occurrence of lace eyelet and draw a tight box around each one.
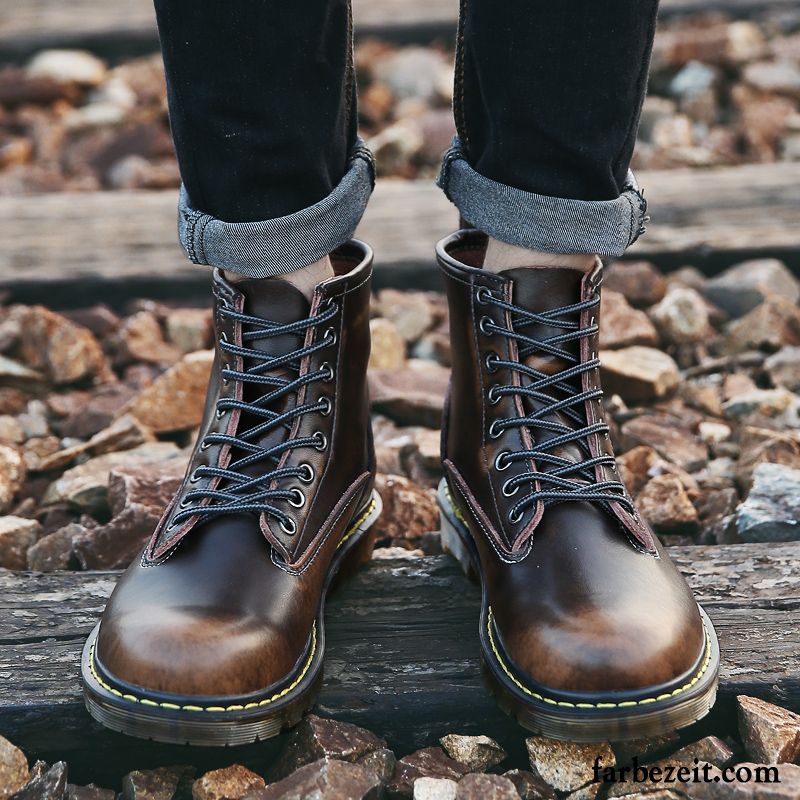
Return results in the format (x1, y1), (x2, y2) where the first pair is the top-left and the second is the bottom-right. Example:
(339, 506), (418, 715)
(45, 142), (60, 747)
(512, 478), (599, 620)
(324, 298), (338, 313)
(288, 488), (306, 508)
(488, 420), (503, 439)
(502, 480), (519, 497)
(476, 287), (492, 305)
(313, 431), (328, 452)
(179, 497), (192, 508)
(215, 408), (226, 420)
(320, 362), (335, 382)
(479, 316), (493, 336)
(508, 508), (523, 524)
(488, 385), (501, 405)
(485, 352), (499, 373)
(323, 327), (337, 346)
(199, 441), (211, 451)
(318, 396), (333, 416)
(219, 332), (228, 343)
(189, 472), (200, 484)
(298, 463), (315, 483)
(494, 451), (511, 471)
(280, 517), (297, 535)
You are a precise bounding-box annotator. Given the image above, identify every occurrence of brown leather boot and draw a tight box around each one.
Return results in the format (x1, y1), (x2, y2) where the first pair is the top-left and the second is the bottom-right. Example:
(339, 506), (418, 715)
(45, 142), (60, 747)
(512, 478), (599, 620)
(82, 241), (381, 745)
(436, 230), (719, 742)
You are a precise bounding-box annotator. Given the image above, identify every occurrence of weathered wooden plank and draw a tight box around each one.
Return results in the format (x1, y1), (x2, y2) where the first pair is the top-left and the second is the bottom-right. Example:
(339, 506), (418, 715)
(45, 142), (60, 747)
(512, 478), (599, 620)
(0, 543), (797, 783)
(0, 0), (794, 58)
(1, 163), (798, 307)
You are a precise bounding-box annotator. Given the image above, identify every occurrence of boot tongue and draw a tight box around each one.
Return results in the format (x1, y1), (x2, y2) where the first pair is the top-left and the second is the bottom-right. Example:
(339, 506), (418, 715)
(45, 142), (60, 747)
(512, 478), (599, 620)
(499, 266), (589, 474)
(230, 277), (312, 477)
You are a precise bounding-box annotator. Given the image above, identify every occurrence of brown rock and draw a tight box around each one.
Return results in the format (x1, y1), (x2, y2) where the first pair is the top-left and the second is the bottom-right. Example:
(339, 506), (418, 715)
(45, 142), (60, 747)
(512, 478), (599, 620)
(357, 749), (397, 786)
(637, 474), (699, 534)
(455, 774), (519, 800)
(388, 748), (470, 798)
(765, 347), (800, 393)
(372, 474), (438, 543)
(22, 437), (61, 472)
(738, 695), (800, 764)
(11, 761), (67, 800)
(0, 735), (29, 799)
(62, 306), (121, 339)
(502, 769), (556, 800)
(0, 355), (46, 394)
(122, 766), (195, 800)
(611, 732), (680, 765)
(689, 762), (800, 798)
(125, 350), (213, 433)
(272, 714), (386, 779)
(115, 311), (182, 367)
(727, 297), (800, 351)
(251, 758), (380, 800)
(165, 309), (213, 354)
(369, 318), (407, 370)
(42, 441), (183, 515)
(369, 361), (449, 427)
(621, 414), (708, 472)
(600, 291), (659, 349)
(670, 736), (735, 769)
(439, 735), (506, 773)
(599, 347), (680, 403)
(376, 291), (439, 343)
(736, 427), (800, 492)
(9, 306), (111, 386)
(191, 766), (264, 800)
(0, 67), (80, 108)
(525, 737), (614, 793)
(0, 445), (25, 513)
(0, 416), (24, 445)
(26, 524), (81, 571)
(72, 458), (188, 569)
(56, 384), (136, 439)
(0, 516), (41, 569)
(604, 262), (667, 308)
(648, 287), (713, 345)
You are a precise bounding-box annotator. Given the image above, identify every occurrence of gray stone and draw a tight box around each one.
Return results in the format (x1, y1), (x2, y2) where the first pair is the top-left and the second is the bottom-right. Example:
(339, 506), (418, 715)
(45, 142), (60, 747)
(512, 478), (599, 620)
(525, 737), (614, 793)
(738, 695), (800, 764)
(356, 749), (397, 785)
(439, 735), (507, 773)
(744, 60), (800, 97)
(65, 786), (115, 800)
(26, 50), (107, 86)
(722, 388), (800, 428)
(11, 762), (67, 800)
(705, 259), (800, 318)
(0, 356), (45, 393)
(26, 524), (80, 571)
(689, 762), (800, 798)
(736, 463), (800, 542)
(413, 778), (457, 800)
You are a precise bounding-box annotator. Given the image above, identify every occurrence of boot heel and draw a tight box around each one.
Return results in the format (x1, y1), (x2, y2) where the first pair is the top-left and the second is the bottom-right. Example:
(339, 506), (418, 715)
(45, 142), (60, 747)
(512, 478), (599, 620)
(336, 526), (377, 586)
(440, 508), (480, 585)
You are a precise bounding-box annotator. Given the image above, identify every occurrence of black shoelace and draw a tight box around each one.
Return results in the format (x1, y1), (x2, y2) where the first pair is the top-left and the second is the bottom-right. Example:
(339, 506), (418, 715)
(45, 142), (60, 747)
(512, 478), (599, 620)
(477, 285), (634, 524)
(171, 299), (338, 536)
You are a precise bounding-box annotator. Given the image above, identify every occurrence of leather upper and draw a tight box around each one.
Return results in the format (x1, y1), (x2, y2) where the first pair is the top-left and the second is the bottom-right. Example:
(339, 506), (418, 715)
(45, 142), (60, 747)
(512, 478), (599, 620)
(438, 230), (706, 694)
(96, 242), (375, 697)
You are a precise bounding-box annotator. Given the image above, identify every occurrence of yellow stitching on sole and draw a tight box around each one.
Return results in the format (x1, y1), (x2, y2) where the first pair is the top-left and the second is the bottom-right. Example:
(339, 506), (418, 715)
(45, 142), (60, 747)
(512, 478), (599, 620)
(487, 607), (713, 710)
(88, 497), (378, 714)
(442, 483), (714, 711)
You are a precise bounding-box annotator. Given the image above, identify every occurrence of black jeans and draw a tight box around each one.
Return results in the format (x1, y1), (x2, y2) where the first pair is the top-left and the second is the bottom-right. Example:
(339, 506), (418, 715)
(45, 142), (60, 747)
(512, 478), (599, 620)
(155, 0), (658, 224)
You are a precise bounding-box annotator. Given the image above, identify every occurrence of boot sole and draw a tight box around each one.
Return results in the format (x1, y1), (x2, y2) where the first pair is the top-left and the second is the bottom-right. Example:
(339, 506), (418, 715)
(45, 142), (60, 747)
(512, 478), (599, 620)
(437, 479), (721, 742)
(81, 490), (382, 747)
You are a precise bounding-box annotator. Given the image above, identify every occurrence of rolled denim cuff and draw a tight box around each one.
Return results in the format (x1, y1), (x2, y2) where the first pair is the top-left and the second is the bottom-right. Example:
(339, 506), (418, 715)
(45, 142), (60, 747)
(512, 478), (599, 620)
(178, 139), (375, 277)
(437, 137), (648, 257)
